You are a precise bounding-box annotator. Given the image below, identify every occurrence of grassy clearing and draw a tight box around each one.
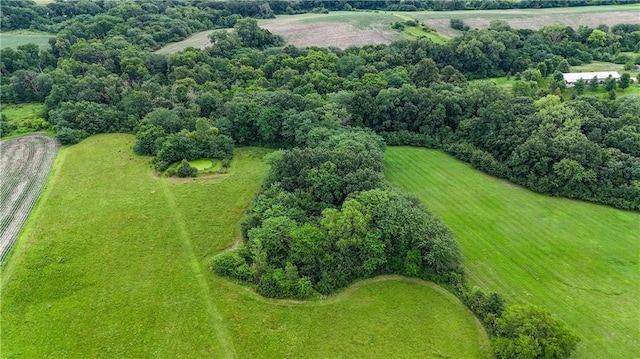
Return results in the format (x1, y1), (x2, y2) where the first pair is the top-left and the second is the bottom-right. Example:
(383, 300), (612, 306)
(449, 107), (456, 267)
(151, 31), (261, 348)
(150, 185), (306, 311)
(401, 26), (449, 44)
(1, 134), (490, 358)
(385, 147), (640, 359)
(570, 61), (627, 72)
(0, 32), (53, 50)
(1, 103), (51, 139)
(155, 29), (220, 55)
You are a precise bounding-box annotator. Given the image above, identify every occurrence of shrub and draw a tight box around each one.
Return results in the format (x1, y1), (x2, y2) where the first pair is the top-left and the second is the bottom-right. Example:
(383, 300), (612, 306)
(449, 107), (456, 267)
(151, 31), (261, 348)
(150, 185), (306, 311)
(178, 159), (197, 177)
(492, 304), (579, 359)
(212, 252), (249, 280)
(450, 19), (469, 31)
(56, 127), (87, 145)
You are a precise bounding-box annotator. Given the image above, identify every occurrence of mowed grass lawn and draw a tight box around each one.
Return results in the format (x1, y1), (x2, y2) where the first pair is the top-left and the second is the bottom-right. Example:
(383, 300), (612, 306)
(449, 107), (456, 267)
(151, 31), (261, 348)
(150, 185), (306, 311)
(385, 147), (640, 359)
(1, 134), (490, 358)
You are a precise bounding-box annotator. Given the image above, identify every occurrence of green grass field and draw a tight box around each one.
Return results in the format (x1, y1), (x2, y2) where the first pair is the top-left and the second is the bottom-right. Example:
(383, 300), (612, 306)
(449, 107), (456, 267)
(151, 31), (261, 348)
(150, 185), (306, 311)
(0, 31), (53, 50)
(1, 134), (490, 358)
(385, 147), (640, 359)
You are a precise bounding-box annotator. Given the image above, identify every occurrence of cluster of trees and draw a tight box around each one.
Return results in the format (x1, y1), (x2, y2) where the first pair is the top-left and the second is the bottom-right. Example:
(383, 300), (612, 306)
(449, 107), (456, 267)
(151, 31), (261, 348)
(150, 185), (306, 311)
(213, 107), (463, 297)
(134, 113), (234, 171)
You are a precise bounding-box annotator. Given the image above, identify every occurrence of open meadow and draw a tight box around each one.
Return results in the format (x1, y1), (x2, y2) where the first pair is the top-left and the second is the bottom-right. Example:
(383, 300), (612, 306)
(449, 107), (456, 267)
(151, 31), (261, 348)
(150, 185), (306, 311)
(1, 134), (490, 358)
(385, 147), (640, 359)
(0, 31), (53, 50)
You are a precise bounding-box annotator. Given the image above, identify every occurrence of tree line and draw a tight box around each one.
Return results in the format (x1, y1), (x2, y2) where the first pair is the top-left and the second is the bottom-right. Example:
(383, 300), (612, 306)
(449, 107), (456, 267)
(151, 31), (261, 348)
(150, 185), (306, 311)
(4, 0), (640, 32)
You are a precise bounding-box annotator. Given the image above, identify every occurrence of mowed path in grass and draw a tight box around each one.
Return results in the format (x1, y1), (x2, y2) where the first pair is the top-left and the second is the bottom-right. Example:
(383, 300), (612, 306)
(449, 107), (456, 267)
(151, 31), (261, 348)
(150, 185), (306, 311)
(385, 147), (640, 359)
(1, 135), (490, 358)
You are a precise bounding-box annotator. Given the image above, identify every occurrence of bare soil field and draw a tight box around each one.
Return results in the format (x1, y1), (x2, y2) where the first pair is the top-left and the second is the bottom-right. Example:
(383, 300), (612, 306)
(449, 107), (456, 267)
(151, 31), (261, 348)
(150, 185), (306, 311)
(413, 5), (640, 36)
(0, 134), (57, 262)
(259, 12), (402, 48)
(258, 5), (639, 47)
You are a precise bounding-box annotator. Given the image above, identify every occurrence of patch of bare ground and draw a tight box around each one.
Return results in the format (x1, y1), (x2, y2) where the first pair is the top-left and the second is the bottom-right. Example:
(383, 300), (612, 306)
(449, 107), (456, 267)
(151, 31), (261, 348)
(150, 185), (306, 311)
(260, 21), (401, 49)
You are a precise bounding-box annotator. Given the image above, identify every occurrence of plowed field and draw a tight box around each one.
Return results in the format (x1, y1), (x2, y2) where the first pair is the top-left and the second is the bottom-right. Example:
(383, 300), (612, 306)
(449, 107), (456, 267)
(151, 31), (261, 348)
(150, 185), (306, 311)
(0, 134), (57, 261)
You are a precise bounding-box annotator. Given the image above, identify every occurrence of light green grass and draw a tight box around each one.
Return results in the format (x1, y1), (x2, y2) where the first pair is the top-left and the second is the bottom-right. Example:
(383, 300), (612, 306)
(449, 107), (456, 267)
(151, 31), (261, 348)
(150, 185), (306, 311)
(0, 103), (51, 139)
(1, 134), (490, 358)
(189, 159), (213, 170)
(570, 61), (626, 72)
(188, 158), (219, 171)
(155, 29), (221, 55)
(0, 32), (53, 50)
(385, 147), (640, 359)
(401, 26), (450, 44)
(291, 11), (399, 28)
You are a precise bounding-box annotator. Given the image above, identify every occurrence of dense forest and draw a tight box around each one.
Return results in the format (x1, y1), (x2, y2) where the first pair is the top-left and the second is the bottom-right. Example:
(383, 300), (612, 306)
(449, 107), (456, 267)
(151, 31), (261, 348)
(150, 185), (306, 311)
(2, 1), (639, 357)
(2, 2), (639, 210)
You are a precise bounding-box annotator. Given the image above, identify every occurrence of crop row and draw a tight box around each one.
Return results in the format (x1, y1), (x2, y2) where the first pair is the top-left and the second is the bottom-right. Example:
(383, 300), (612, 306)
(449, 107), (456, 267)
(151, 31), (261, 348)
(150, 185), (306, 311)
(0, 135), (57, 263)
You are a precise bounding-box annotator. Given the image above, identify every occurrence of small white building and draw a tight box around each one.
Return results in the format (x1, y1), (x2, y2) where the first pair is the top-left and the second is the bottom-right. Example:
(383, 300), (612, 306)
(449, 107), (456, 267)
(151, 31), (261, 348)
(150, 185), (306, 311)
(563, 71), (620, 87)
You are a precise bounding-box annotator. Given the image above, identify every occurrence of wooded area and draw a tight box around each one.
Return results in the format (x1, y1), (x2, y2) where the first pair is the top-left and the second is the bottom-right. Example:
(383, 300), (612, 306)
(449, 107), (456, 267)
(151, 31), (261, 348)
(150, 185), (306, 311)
(2, 1), (638, 358)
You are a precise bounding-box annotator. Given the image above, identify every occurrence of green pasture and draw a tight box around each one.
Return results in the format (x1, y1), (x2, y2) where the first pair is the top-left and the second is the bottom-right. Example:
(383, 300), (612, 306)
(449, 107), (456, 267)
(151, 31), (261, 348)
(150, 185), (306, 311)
(401, 26), (449, 44)
(0, 32), (53, 50)
(1, 134), (489, 358)
(570, 61), (627, 72)
(385, 147), (640, 359)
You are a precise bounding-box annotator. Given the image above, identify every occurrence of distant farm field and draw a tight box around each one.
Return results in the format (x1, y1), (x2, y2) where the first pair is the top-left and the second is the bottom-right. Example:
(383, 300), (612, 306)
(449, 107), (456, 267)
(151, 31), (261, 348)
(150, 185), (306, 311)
(258, 4), (639, 48)
(0, 31), (53, 50)
(1, 134), (489, 358)
(385, 147), (640, 359)
(259, 12), (402, 48)
(411, 4), (640, 36)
